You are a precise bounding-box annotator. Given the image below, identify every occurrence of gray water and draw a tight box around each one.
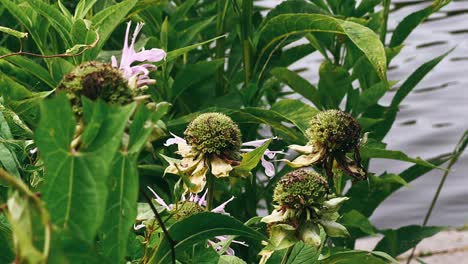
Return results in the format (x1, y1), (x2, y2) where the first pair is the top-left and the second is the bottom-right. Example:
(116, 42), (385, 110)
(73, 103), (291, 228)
(260, 0), (468, 228)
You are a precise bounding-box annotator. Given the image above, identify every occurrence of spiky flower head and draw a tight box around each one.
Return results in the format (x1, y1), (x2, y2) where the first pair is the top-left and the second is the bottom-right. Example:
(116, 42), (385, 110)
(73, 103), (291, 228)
(306, 110), (361, 153)
(170, 201), (205, 221)
(184, 113), (242, 156)
(57, 61), (134, 115)
(273, 169), (328, 209)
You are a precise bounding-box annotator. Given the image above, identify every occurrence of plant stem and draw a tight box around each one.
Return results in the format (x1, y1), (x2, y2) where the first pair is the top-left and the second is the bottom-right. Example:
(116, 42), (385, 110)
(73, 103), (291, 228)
(215, 0), (229, 97)
(142, 190), (176, 264)
(380, 0), (391, 44)
(241, 0), (253, 86)
(206, 172), (215, 211)
(406, 131), (468, 264)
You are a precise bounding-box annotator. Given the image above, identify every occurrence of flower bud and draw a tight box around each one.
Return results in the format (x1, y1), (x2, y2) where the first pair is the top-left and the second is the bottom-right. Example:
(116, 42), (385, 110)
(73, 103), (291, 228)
(170, 201), (205, 221)
(57, 61), (134, 115)
(273, 169), (328, 209)
(306, 110), (361, 153)
(184, 113), (241, 156)
(298, 222), (321, 248)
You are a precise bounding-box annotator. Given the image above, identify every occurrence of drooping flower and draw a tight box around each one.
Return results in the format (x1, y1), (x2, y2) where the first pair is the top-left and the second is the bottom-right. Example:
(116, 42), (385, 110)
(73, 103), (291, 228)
(57, 61), (134, 115)
(282, 109), (366, 181)
(142, 187), (246, 255)
(56, 22), (166, 115)
(111, 22), (166, 89)
(259, 169), (349, 262)
(163, 116), (282, 192)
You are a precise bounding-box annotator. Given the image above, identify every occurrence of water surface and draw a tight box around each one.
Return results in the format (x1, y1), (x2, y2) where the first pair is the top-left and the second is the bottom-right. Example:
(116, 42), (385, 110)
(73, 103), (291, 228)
(260, 0), (468, 228)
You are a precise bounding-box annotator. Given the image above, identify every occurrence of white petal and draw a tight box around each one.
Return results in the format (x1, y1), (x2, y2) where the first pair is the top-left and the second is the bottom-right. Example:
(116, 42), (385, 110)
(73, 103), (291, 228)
(210, 156), (233, 177)
(261, 209), (284, 223)
(288, 144), (314, 154)
(134, 223), (146, 230)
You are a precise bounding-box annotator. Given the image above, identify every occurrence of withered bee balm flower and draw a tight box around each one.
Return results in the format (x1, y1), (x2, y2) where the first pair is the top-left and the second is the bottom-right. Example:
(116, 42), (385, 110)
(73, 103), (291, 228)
(273, 169), (328, 210)
(164, 113), (242, 193)
(261, 169), (349, 255)
(184, 113), (242, 157)
(284, 110), (366, 181)
(171, 201), (206, 221)
(306, 110), (361, 153)
(57, 61), (134, 115)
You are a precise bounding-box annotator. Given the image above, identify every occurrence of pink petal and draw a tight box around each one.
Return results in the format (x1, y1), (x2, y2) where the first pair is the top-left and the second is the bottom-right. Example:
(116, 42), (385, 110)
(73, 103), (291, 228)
(199, 189), (208, 206)
(164, 133), (186, 147)
(147, 186), (170, 210)
(242, 138), (272, 148)
(111, 55), (118, 68)
(211, 196), (235, 214)
(132, 48), (166, 63)
(261, 156), (275, 177)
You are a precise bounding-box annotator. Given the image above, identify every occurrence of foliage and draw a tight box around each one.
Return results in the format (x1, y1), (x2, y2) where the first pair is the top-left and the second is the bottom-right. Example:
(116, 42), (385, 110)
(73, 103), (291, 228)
(0, 0), (460, 263)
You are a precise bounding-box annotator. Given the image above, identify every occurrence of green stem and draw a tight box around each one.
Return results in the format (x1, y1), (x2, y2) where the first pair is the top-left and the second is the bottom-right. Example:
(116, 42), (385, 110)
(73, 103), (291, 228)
(380, 0), (391, 44)
(241, 0), (253, 86)
(215, 0), (229, 97)
(406, 131), (468, 264)
(206, 172), (215, 211)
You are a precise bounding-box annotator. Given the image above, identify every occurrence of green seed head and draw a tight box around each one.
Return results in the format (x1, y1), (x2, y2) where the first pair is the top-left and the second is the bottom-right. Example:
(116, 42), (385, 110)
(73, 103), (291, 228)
(184, 113), (242, 156)
(170, 201), (205, 221)
(273, 169), (328, 209)
(57, 61), (134, 115)
(306, 110), (361, 153)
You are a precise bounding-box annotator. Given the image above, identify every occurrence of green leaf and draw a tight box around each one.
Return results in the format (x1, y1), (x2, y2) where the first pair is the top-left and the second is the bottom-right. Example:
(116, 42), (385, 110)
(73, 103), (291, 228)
(74, 0), (98, 20)
(355, 81), (389, 114)
(319, 250), (396, 264)
(151, 212), (267, 263)
(374, 225), (444, 257)
(233, 139), (272, 177)
(0, 0), (48, 55)
(89, 0), (138, 59)
(25, 0), (73, 46)
(0, 112), (20, 178)
(235, 108), (306, 144)
(355, 0), (382, 17)
(318, 61), (352, 108)
(165, 35), (226, 62)
(342, 154), (451, 217)
(340, 210), (376, 235)
(171, 60), (224, 101)
(0, 216), (15, 263)
(0, 47), (58, 88)
(178, 243), (220, 264)
(360, 145), (438, 168)
(99, 106), (154, 263)
(390, 50), (452, 108)
(271, 67), (321, 108)
(263, 0), (324, 27)
(35, 95), (135, 242)
(219, 255), (247, 264)
(286, 241), (321, 264)
(258, 14), (386, 80)
(0, 26), (28, 38)
(271, 99), (318, 134)
(389, 0), (450, 48)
